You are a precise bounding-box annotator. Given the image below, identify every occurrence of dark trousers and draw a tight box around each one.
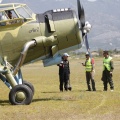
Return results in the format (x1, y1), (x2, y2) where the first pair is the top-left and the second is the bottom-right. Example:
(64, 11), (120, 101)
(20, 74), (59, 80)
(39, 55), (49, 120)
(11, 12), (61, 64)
(102, 70), (114, 90)
(86, 72), (96, 91)
(59, 72), (69, 91)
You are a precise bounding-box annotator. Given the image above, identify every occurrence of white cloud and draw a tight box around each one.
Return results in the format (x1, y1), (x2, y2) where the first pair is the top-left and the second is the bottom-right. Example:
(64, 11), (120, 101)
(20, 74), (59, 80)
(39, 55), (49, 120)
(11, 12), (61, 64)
(0, 0), (3, 3)
(109, 43), (113, 46)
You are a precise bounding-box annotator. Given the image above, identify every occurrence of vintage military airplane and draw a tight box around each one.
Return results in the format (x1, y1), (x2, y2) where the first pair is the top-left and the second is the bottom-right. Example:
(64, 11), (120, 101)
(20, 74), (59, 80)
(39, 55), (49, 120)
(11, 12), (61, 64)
(0, 0), (91, 105)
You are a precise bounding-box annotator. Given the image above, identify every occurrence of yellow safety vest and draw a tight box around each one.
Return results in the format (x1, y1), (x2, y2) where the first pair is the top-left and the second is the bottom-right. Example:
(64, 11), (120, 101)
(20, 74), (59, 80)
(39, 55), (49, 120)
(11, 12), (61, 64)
(103, 56), (112, 71)
(85, 58), (92, 72)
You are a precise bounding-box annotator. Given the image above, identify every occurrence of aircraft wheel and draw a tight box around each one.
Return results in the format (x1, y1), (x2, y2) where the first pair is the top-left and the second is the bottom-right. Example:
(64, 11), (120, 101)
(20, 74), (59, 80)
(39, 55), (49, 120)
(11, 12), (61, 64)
(9, 85), (33, 105)
(23, 80), (35, 95)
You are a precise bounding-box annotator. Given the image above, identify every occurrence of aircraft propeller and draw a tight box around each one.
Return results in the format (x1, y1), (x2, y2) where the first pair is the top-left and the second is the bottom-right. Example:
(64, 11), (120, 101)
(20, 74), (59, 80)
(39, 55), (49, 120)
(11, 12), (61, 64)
(77, 0), (92, 56)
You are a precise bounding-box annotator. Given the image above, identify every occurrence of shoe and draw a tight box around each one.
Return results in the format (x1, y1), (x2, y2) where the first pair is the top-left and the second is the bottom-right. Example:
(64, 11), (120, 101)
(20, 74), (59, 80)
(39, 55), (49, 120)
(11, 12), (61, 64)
(103, 89), (107, 91)
(86, 89), (91, 91)
(60, 89), (63, 92)
(93, 89), (96, 91)
(64, 88), (68, 91)
(68, 87), (72, 91)
(111, 89), (114, 92)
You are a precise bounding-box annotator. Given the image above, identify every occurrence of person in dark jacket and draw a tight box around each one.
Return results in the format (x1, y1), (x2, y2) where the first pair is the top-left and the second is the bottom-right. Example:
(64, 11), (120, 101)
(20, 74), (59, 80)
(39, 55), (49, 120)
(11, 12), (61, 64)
(57, 53), (71, 92)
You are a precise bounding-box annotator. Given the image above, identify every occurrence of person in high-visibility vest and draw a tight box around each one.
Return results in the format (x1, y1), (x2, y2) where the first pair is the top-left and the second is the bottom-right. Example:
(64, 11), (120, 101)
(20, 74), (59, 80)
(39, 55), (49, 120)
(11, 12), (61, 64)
(82, 52), (96, 91)
(101, 51), (114, 91)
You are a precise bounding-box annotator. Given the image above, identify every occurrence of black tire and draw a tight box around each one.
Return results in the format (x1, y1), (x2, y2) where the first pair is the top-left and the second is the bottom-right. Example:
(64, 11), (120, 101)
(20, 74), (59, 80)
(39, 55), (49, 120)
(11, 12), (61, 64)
(23, 80), (35, 95)
(9, 85), (33, 105)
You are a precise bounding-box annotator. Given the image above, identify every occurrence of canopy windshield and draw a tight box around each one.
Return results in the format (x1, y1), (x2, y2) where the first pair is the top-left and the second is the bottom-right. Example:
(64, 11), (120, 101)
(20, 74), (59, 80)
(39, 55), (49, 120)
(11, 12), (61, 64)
(0, 3), (34, 19)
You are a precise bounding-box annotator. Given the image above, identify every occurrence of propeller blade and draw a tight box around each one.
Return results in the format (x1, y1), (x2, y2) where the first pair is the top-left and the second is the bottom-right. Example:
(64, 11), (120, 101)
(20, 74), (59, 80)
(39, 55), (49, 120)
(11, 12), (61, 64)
(77, 0), (85, 28)
(77, 0), (82, 20)
(85, 35), (89, 51)
(80, 7), (85, 28)
(84, 34), (92, 57)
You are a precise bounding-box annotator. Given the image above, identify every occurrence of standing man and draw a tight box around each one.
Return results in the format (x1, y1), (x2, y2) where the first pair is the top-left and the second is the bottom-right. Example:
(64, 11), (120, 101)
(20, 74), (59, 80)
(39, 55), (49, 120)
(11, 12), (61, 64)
(82, 52), (96, 91)
(57, 56), (64, 92)
(101, 51), (114, 91)
(57, 53), (71, 92)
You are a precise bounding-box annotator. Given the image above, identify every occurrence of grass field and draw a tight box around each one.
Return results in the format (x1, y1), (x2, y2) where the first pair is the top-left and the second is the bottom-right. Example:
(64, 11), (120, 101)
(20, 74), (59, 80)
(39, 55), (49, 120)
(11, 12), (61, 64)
(0, 57), (120, 120)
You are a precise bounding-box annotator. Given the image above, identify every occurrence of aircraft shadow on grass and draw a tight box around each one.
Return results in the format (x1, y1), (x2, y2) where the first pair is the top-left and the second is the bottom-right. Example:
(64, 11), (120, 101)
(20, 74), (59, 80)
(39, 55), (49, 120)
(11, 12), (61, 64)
(33, 98), (63, 103)
(0, 100), (9, 106)
(33, 95), (77, 103)
(41, 91), (60, 93)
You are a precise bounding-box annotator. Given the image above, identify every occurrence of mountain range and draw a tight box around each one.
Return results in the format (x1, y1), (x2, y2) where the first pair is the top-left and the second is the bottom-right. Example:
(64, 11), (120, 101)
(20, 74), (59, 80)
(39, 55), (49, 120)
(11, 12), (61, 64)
(2, 0), (120, 50)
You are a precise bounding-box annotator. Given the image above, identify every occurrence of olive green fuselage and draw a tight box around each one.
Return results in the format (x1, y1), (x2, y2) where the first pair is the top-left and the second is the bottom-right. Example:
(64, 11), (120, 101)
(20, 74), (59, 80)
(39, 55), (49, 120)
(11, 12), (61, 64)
(0, 9), (82, 66)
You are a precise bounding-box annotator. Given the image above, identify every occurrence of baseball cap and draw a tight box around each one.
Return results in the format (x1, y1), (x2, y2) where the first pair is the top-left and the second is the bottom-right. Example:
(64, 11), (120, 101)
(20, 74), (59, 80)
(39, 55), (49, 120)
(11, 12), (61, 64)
(63, 53), (70, 57)
(85, 52), (89, 56)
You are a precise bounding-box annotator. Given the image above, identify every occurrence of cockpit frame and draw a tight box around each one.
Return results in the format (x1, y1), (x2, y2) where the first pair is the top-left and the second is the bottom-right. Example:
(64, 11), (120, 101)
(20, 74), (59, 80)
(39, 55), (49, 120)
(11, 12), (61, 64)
(0, 3), (35, 26)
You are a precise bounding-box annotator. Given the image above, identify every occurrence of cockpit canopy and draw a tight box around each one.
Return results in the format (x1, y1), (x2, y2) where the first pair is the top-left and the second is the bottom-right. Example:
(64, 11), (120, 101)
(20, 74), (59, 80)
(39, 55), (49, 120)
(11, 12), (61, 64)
(0, 3), (35, 23)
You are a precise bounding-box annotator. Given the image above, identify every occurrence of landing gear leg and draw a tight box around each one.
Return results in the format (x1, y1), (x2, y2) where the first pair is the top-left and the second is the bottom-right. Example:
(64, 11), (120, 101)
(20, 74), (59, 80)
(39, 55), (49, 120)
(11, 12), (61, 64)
(14, 70), (35, 95)
(1, 62), (33, 105)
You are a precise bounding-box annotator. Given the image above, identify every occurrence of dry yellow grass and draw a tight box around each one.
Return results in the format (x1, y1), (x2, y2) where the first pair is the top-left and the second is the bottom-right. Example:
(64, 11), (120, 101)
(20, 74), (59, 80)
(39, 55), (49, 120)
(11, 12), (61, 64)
(0, 57), (120, 120)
